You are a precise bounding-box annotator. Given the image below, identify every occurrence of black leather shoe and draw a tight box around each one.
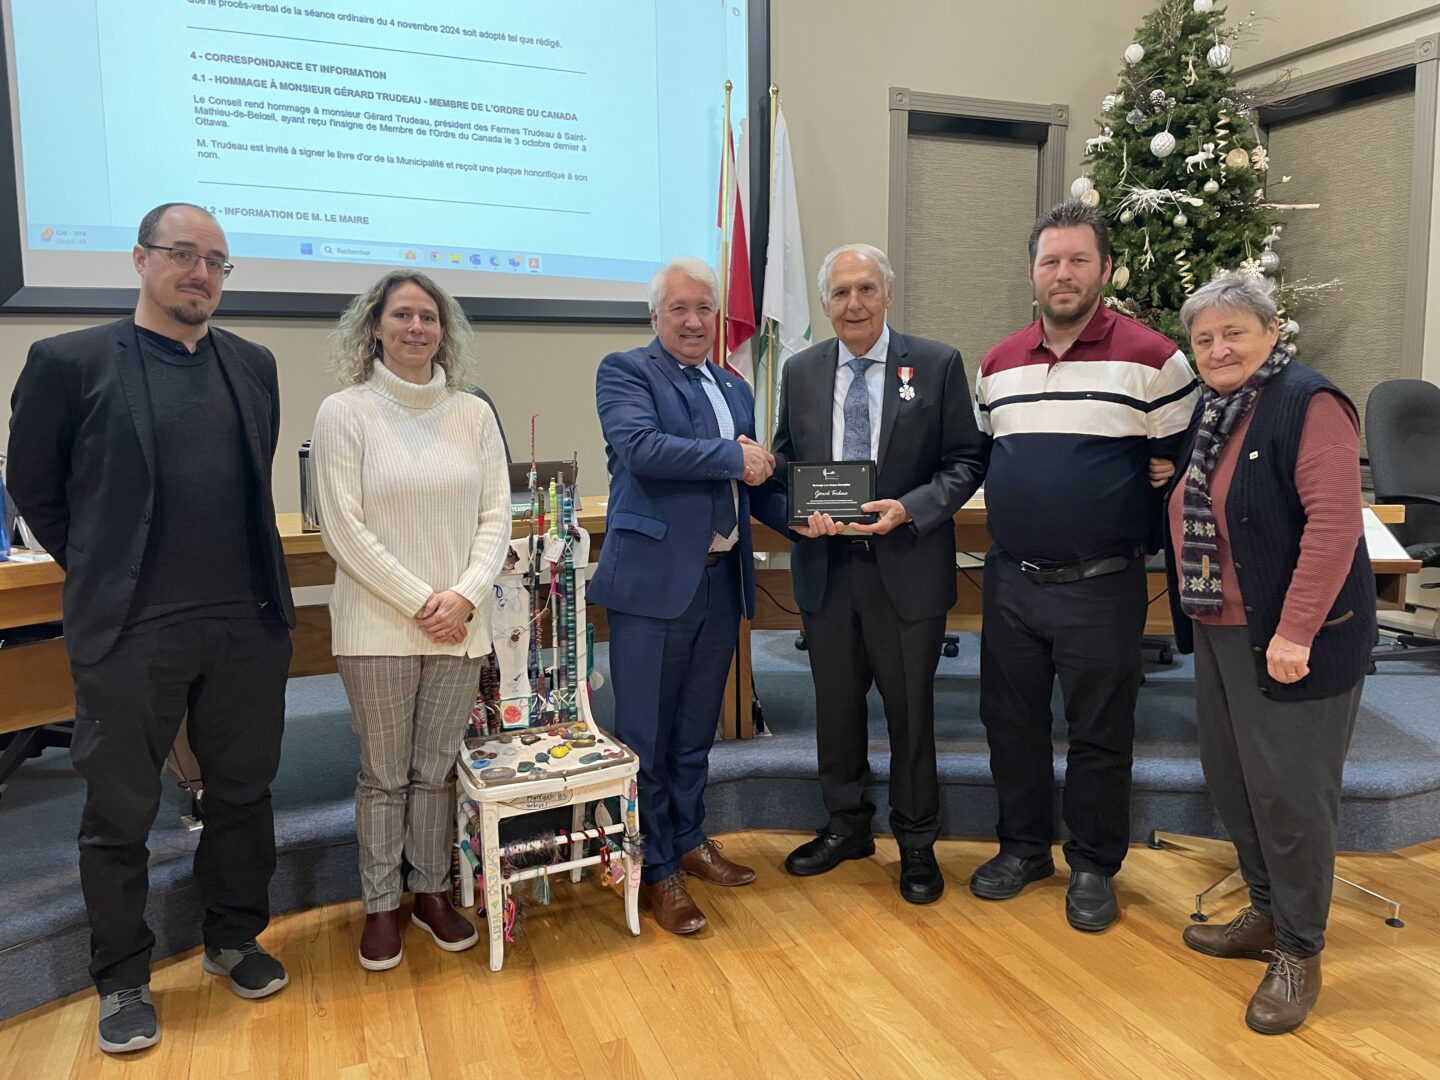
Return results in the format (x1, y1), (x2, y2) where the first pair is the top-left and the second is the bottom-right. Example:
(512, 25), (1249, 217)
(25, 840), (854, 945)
(969, 851), (1055, 900)
(898, 846), (944, 904)
(784, 831), (876, 877)
(1066, 870), (1118, 932)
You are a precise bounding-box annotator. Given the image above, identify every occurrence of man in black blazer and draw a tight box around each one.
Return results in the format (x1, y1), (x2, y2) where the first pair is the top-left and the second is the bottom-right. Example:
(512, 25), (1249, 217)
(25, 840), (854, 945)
(754, 244), (987, 903)
(7, 203), (295, 1053)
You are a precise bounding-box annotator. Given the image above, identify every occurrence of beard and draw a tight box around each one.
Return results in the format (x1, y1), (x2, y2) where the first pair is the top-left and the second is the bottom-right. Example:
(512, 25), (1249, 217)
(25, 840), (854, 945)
(166, 298), (210, 326)
(1038, 281), (1102, 327)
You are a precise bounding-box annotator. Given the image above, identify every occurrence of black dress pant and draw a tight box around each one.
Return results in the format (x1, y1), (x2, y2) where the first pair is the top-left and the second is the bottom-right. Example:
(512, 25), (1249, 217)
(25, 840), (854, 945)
(802, 541), (946, 847)
(979, 549), (1147, 876)
(68, 615), (292, 994)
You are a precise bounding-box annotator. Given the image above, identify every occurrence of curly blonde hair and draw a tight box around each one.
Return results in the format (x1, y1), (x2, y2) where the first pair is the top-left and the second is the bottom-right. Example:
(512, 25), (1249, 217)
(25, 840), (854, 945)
(329, 269), (477, 389)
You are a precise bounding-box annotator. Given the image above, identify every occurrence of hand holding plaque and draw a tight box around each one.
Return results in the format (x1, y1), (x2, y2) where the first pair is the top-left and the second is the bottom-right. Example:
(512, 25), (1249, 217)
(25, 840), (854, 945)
(788, 461), (878, 526)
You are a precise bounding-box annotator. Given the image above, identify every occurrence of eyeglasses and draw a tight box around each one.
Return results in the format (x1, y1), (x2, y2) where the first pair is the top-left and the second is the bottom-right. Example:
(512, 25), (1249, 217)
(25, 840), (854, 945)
(143, 244), (234, 278)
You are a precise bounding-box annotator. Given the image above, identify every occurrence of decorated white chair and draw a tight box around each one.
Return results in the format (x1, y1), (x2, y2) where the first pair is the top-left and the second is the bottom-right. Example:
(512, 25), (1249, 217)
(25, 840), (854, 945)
(454, 483), (641, 971)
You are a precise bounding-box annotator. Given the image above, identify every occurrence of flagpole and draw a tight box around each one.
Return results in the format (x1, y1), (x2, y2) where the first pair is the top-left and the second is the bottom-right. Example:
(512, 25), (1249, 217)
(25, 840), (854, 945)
(764, 82), (780, 440)
(718, 79), (733, 367)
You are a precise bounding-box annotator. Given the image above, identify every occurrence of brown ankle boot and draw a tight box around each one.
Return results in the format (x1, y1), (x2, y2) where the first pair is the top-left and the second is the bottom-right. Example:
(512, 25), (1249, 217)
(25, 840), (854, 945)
(359, 909), (403, 971)
(1183, 906), (1275, 960)
(1246, 949), (1322, 1034)
(643, 873), (707, 935)
(411, 892), (479, 953)
(681, 839), (756, 886)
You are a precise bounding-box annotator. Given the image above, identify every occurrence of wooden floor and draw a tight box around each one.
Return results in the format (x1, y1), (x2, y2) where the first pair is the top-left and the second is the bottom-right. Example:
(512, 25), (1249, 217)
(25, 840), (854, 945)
(3, 832), (1438, 1080)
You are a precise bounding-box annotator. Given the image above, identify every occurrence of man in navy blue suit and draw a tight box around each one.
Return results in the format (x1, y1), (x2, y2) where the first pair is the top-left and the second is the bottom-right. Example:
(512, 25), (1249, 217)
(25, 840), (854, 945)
(590, 257), (773, 935)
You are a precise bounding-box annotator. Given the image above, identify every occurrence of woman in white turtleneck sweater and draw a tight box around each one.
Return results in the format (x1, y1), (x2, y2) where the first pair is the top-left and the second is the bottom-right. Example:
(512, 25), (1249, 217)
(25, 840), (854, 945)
(312, 270), (510, 972)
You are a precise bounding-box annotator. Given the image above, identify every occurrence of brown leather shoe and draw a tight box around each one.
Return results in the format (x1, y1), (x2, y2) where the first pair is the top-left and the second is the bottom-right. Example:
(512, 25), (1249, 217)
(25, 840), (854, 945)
(411, 892), (479, 953)
(359, 909), (403, 971)
(644, 873), (707, 935)
(1246, 949), (1322, 1035)
(681, 839), (756, 887)
(1183, 906), (1275, 960)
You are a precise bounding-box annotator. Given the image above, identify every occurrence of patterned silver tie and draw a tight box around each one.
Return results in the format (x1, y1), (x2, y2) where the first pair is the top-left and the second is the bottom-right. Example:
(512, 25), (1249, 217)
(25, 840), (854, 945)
(683, 367), (737, 537)
(841, 357), (876, 461)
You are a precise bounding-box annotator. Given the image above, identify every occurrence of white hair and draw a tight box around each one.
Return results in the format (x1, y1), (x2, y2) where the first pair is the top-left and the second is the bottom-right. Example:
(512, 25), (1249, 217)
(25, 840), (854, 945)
(816, 243), (894, 300)
(1180, 269), (1279, 332)
(647, 257), (719, 313)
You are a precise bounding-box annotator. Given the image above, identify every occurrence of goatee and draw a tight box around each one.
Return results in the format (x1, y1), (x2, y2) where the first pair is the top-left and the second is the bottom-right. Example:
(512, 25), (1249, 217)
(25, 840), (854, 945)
(166, 301), (209, 326)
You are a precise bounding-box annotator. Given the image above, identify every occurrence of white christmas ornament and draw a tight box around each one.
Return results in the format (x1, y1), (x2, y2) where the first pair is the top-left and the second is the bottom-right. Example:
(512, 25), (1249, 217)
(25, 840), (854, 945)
(1119, 210), (1135, 224)
(1125, 43), (1146, 65)
(1085, 127), (1116, 154)
(1207, 43), (1232, 68)
(1150, 131), (1177, 158)
(1259, 248), (1281, 273)
(1127, 108), (1147, 126)
(1203, 179), (1221, 194)
(1193, 0), (1214, 13)
(1149, 88), (1168, 105)
(1184, 142), (1217, 172)
(1112, 265), (1132, 290)
(1102, 94), (1121, 112)
(1173, 212), (1188, 227)
(1080, 188), (1102, 208)
(1071, 176), (1094, 199)
(1285, 319), (1300, 336)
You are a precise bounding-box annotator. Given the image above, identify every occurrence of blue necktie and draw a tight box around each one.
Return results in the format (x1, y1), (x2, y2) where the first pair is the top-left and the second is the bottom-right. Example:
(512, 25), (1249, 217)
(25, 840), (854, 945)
(842, 357), (876, 461)
(684, 367), (738, 538)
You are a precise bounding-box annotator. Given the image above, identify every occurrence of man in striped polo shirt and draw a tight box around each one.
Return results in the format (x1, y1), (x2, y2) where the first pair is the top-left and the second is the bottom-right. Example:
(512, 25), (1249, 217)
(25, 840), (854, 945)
(969, 202), (1198, 931)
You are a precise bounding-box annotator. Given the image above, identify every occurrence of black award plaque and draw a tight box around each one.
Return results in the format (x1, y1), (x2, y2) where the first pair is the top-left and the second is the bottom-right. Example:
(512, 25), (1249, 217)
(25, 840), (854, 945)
(787, 461), (877, 525)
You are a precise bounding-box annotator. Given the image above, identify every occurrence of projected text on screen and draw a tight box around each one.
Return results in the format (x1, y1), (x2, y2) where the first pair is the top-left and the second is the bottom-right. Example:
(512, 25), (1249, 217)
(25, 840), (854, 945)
(5, 0), (749, 303)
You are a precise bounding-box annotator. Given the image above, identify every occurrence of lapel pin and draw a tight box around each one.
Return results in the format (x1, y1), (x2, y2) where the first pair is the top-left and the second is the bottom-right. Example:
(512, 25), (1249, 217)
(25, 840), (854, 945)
(1249, 451), (1260, 460)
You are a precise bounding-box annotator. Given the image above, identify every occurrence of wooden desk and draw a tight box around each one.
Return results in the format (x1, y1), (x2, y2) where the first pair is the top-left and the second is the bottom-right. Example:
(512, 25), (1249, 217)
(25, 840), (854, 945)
(749, 498), (1420, 633)
(0, 502), (1420, 740)
(0, 509), (609, 737)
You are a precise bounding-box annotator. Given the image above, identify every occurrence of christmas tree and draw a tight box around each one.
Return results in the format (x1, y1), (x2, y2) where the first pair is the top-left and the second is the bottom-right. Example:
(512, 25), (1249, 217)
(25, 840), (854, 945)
(1078, 0), (1295, 352)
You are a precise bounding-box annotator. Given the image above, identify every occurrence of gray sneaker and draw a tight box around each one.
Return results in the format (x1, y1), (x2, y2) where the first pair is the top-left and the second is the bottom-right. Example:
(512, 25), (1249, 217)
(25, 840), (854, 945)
(202, 940), (289, 999)
(97, 986), (159, 1054)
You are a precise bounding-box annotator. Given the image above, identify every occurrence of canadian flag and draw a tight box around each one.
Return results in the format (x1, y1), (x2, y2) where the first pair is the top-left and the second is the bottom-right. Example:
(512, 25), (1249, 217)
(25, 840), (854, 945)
(716, 119), (756, 381)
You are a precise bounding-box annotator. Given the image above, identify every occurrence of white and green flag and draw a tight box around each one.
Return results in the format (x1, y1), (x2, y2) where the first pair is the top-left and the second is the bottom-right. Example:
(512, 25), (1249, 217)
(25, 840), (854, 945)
(759, 104), (809, 436)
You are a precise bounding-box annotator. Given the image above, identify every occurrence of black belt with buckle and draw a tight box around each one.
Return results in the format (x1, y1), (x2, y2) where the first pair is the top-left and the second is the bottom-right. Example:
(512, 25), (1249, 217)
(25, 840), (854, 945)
(832, 536), (875, 556)
(705, 549), (736, 566)
(1014, 547), (1141, 584)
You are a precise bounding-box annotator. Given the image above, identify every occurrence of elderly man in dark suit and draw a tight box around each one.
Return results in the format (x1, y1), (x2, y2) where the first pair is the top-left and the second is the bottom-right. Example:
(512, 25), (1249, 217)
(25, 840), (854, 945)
(590, 257), (774, 935)
(754, 243), (987, 904)
(7, 203), (295, 1054)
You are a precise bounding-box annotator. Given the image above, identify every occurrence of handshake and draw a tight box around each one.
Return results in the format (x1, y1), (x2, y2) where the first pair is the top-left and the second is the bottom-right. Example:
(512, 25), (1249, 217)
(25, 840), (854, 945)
(737, 434), (776, 486)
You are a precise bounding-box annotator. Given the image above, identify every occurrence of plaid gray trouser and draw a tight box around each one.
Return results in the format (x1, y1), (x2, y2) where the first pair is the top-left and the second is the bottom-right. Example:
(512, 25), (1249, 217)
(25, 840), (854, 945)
(337, 653), (481, 912)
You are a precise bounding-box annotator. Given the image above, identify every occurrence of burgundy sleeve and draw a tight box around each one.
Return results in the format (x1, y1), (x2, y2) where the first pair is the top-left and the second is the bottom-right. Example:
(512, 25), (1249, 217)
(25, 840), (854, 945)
(1277, 391), (1364, 647)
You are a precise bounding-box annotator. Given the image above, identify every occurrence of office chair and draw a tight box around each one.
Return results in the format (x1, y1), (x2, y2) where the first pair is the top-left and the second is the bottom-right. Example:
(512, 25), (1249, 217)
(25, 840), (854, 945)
(1366, 380), (1440, 664)
(465, 385), (512, 462)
